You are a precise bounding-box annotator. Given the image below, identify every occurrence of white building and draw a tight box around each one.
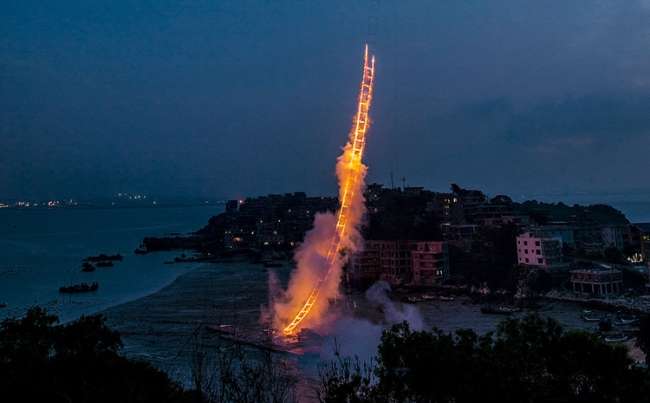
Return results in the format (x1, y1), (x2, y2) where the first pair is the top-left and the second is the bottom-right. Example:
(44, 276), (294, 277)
(516, 232), (565, 270)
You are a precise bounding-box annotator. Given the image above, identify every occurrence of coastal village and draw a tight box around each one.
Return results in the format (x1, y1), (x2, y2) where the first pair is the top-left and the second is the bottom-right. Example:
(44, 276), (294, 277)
(139, 184), (650, 321)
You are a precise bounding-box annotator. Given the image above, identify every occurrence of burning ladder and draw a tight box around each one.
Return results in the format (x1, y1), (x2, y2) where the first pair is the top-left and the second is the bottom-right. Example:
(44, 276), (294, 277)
(283, 45), (376, 335)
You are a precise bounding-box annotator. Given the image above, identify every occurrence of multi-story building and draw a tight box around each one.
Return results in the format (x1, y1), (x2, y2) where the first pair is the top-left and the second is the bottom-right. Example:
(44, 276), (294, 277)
(411, 241), (449, 286)
(224, 192), (337, 249)
(516, 232), (566, 270)
(638, 223), (650, 262)
(441, 224), (480, 253)
(530, 223), (576, 247)
(349, 240), (449, 287)
(601, 224), (629, 250)
(570, 264), (622, 297)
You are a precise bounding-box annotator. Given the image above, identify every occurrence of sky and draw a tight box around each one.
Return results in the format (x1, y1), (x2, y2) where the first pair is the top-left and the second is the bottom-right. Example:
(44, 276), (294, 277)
(2, 0), (650, 201)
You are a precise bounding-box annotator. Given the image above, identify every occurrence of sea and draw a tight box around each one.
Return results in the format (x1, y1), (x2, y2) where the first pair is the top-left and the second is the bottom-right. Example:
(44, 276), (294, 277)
(0, 205), (220, 322)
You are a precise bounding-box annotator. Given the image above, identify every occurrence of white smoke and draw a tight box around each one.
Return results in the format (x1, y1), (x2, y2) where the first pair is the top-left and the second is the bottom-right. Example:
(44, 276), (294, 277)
(365, 281), (424, 331)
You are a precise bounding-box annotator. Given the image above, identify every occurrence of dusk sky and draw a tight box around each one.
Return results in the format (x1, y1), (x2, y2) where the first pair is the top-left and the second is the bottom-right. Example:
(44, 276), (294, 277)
(2, 0), (650, 200)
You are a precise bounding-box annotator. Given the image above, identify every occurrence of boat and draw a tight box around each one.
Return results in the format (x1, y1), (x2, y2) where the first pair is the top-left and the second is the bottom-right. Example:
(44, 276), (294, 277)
(95, 261), (114, 268)
(0, 303), (6, 308)
(83, 253), (123, 262)
(59, 282), (99, 294)
(582, 313), (603, 322)
(604, 333), (628, 343)
(614, 315), (639, 326)
(406, 296), (424, 303)
(481, 305), (520, 315)
(438, 296), (455, 302)
(81, 262), (96, 272)
(134, 248), (147, 255)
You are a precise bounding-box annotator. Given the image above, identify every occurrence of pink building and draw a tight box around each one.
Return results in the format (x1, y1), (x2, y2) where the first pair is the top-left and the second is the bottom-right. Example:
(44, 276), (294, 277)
(516, 232), (565, 270)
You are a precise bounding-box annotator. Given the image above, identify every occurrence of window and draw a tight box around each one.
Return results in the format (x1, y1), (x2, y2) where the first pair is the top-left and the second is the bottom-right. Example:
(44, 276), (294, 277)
(536, 249), (541, 255)
(525, 258), (529, 263)
(524, 241), (528, 246)
(538, 258), (544, 264)
(535, 241), (540, 246)
(524, 249), (528, 254)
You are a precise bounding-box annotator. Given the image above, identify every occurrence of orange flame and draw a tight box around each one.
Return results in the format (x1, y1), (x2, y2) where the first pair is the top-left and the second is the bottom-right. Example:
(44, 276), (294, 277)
(272, 45), (376, 335)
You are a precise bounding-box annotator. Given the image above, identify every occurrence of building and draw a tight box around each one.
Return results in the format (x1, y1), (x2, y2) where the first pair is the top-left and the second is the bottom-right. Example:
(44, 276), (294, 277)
(601, 224), (628, 250)
(223, 192), (337, 249)
(411, 241), (449, 286)
(349, 240), (449, 287)
(530, 223), (576, 247)
(516, 232), (566, 270)
(441, 224), (480, 253)
(636, 223), (650, 262)
(570, 264), (622, 297)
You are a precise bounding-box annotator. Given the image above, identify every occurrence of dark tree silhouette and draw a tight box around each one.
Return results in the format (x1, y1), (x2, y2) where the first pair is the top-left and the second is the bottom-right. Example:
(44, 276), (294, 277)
(0, 307), (191, 403)
(319, 314), (650, 403)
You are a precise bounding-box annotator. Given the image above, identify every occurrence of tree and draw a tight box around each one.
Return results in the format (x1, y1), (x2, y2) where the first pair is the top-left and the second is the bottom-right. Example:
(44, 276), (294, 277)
(319, 314), (650, 402)
(0, 307), (191, 403)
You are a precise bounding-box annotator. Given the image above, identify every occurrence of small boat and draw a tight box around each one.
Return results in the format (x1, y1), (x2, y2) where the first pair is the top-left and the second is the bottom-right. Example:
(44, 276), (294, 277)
(81, 262), (95, 272)
(481, 305), (520, 315)
(604, 333), (628, 343)
(263, 261), (283, 268)
(59, 282), (99, 294)
(406, 296), (423, 303)
(438, 296), (455, 302)
(134, 248), (147, 255)
(582, 313), (603, 322)
(0, 303), (7, 308)
(83, 253), (123, 262)
(95, 261), (114, 268)
(614, 315), (639, 326)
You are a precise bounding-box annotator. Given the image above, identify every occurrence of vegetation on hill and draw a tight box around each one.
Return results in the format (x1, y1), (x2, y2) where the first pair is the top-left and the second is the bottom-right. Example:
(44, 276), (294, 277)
(517, 200), (629, 226)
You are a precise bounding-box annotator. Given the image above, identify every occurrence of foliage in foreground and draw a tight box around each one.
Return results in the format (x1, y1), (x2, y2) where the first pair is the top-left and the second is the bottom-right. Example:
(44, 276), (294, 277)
(319, 314), (650, 403)
(0, 307), (298, 403)
(0, 307), (191, 403)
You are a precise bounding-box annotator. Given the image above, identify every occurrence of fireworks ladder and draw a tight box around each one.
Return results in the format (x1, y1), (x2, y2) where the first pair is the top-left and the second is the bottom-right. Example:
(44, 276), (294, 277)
(283, 45), (376, 335)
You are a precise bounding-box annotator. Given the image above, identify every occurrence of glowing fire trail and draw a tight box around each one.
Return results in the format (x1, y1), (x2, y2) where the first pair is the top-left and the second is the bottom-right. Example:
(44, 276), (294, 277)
(282, 45), (376, 335)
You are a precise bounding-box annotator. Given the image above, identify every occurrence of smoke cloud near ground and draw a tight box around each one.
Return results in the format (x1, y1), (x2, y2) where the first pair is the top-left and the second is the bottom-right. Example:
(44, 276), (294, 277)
(365, 281), (424, 331)
(320, 281), (424, 363)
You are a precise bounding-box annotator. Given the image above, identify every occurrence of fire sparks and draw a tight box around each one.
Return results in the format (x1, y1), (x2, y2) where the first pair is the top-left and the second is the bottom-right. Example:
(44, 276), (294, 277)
(273, 45), (376, 336)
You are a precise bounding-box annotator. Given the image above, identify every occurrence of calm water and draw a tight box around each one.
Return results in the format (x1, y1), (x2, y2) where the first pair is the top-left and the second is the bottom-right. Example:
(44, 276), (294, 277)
(0, 205), (219, 322)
